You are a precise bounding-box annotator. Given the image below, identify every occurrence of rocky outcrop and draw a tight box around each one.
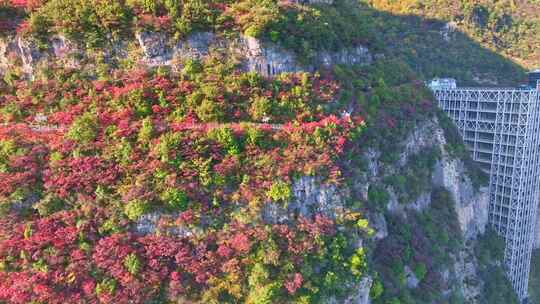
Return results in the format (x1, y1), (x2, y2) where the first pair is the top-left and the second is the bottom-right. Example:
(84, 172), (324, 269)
(0, 31), (372, 78)
(370, 212), (388, 240)
(451, 247), (483, 302)
(134, 211), (194, 237)
(472, 74), (499, 86)
(325, 276), (372, 304)
(440, 22), (457, 42)
(0, 34), (87, 77)
(398, 118), (489, 239)
(432, 157), (489, 240)
(262, 175), (346, 223)
(175, 32), (217, 60)
(428, 120), (489, 240)
(0, 36), (19, 75)
(393, 118), (493, 303)
(136, 30), (171, 65)
(386, 188), (432, 215)
(363, 118), (489, 240)
(315, 46), (372, 69)
(234, 36), (372, 77)
(235, 35), (302, 77)
(352, 117), (491, 303)
(404, 266), (420, 289)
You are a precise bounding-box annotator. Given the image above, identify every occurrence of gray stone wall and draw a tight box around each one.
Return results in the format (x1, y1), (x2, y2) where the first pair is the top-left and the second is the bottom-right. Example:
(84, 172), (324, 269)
(0, 31), (372, 78)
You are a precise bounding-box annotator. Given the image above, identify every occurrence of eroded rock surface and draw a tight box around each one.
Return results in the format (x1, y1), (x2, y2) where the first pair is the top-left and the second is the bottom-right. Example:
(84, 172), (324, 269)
(0, 31), (372, 78)
(134, 211), (193, 237)
(325, 276), (373, 304)
(262, 175), (346, 224)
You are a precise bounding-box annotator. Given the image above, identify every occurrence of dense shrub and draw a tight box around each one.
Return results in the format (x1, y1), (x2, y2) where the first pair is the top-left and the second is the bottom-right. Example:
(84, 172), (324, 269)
(0, 57), (374, 303)
(383, 147), (440, 205)
(371, 188), (463, 304)
(0, 209), (367, 303)
(474, 230), (518, 304)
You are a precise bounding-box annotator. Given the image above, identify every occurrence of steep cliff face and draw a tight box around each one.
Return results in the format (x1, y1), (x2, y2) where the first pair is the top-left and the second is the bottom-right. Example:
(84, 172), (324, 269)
(353, 117), (489, 239)
(429, 126), (490, 241)
(370, 119), (488, 303)
(255, 116), (494, 303)
(0, 31), (372, 79)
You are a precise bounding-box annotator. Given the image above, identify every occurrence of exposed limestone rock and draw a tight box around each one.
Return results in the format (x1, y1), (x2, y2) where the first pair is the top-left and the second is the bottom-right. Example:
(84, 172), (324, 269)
(235, 35), (302, 77)
(136, 31), (168, 58)
(396, 118), (489, 240)
(385, 187), (400, 214)
(136, 30), (172, 65)
(441, 22), (457, 42)
(0, 34), (83, 77)
(316, 45), (372, 68)
(409, 191), (432, 211)
(352, 276), (373, 304)
(404, 266), (420, 289)
(370, 212), (388, 240)
(290, 175), (344, 217)
(0, 36), (19, 75)
(398, 120), (440, 167)
(0, 31), (372, 78)
(262, 175), (346, 223)
(430, 118), (489, 240)
(50, 35), (76, 58)
(325, 276), (372, 304)
(432, 157), (489, 240)
(472, 74), (499, 86)
(134, 211), (193, 237)
(101, 34), (129, 64)
(356, 178), (369, 201)
(386, 189), (432, 215)
(261, 202), (289, 224)
(452, 247), (483, 302)
(16, 36), (47, 75)
(365, 148), (380, 178)
(174, 31), (216, 60)
(369, 116), (490, 303)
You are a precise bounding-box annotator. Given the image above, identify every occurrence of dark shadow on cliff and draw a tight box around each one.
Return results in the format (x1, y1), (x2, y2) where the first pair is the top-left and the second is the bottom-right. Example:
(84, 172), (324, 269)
(529, 250), (540, 304)
(322, 2), (529, 86)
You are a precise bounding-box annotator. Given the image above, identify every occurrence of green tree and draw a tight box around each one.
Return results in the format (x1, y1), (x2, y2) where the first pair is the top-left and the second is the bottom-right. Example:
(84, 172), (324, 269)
(66, 112), (98, 144)
(266, 181), (291, 203)
(123, 253), (142, 275)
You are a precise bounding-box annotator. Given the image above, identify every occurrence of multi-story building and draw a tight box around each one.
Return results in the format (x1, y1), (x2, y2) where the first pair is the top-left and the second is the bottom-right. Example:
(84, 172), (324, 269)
(430, 72), (540, 303)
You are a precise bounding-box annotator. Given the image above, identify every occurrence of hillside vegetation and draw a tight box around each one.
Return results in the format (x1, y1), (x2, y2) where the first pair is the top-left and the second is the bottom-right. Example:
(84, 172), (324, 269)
(1, 0), (534, 84)
(368, 0), (540, 71)
(0, 0), (522, 303)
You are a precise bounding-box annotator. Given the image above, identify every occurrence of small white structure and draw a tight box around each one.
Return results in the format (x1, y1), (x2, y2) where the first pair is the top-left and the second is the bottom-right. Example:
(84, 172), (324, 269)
(427, 78), (457, 90)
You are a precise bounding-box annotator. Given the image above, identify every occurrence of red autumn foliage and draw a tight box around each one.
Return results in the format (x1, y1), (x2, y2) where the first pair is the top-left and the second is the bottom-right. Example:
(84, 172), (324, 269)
(284, 273), (303, 294)
(43, 156), (120, 198)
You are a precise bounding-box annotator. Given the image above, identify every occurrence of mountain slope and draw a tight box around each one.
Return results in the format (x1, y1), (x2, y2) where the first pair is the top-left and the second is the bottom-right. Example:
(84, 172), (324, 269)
(0, 1), (524, 303)
(367, 0), (540, 72)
